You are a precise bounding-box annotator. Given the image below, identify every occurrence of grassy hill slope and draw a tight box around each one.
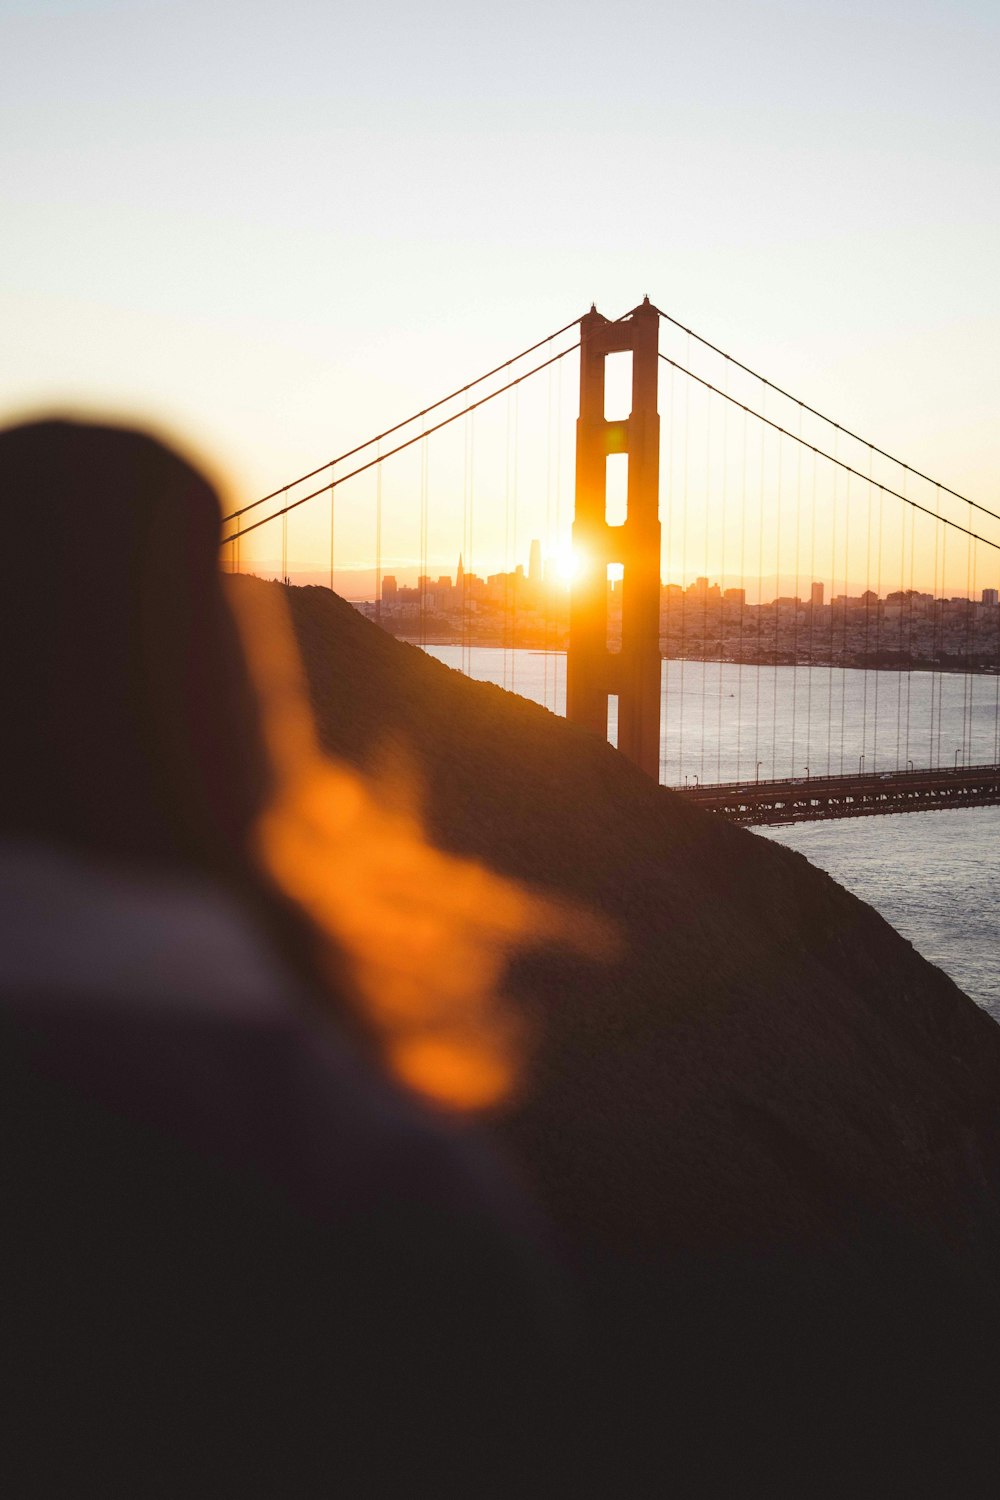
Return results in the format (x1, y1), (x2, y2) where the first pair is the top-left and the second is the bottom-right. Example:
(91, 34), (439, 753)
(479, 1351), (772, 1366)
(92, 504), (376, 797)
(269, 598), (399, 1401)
(260, 579), (1000, 1493)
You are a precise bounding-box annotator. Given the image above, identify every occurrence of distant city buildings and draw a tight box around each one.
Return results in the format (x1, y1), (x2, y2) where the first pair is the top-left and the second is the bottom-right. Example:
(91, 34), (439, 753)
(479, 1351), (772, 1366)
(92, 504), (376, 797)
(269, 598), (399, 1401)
(657, 578), (1000, 671)
(363, 541), (566, 648)
(359, 547), (1000, 671)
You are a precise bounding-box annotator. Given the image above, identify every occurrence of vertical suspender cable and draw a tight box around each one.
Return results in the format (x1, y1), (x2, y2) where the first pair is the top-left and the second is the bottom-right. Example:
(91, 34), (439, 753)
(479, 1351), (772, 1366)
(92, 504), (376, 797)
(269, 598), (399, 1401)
(827, 459), (836, 778)
(873, 481), (884, 769)
(704, 378), (710, 786)
(791, 405), (803, 779)
(994, 537), (1000, 763)
(861, 456), (872, 772)
(807, 426), (817, 778)
(503, 389), (513, 692)
(905, 498), (915, 769)
(840, 462), (850, 777)
(374, 445), (382, 625)
(754, 384), (765, 781)
(717, 372), (729, 784)
(556, 355), (564, 717)
(468, 410), (476, 679)
(938, 512), (947, 767)
(679, 337), (691, 783)
(895, 477), (906, 768)
(548, 363), (554, 714)
(461, 413), (470, 676)
(512, 380), (520, 695)
(965, 503), (975, 765)
(929, 491), (940, 766)
(334, 468), (341, 591)
(419, 429), (429, 650)
(736, 400), (748, 783)
(772, 428), (783, 779)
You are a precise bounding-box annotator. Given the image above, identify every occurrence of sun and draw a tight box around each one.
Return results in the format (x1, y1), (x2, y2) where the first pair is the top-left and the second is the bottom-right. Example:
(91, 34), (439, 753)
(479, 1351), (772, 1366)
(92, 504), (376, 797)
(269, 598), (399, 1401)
(550, 541), (583, 583)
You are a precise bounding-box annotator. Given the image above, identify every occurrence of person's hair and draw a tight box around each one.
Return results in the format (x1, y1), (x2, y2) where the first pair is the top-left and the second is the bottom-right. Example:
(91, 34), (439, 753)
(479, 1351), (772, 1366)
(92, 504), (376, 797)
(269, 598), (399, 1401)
(0, 417), (349, 1017)
(0, 416), (596, 1109)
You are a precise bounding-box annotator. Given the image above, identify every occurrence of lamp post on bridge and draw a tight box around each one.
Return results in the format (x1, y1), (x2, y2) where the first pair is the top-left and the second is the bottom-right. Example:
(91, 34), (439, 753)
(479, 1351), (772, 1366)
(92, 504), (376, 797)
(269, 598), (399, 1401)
(858, 754), (865, 776)
(755, 761), (762, 783)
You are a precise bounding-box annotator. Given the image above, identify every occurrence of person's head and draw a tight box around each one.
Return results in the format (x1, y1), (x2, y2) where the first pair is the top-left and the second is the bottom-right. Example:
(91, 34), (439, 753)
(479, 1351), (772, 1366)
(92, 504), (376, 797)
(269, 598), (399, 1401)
(0, 417), (269, 878)
(0, 415), (601, 1108)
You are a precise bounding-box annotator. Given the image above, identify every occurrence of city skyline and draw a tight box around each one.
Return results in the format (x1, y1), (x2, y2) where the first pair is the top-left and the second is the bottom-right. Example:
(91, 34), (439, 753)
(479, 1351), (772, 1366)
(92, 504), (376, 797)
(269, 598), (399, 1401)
(245, 547), (1000, 609)
(341, 541), (1000, 676)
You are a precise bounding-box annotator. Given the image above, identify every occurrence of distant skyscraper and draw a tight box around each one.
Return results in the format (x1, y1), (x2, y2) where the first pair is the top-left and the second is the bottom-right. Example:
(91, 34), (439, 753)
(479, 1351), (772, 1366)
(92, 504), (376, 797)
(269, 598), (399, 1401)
(810, 582), (824, 607)
(983, 587), (999, 607)
(456, 554), (464, 591)
(528, 538), (542, 586)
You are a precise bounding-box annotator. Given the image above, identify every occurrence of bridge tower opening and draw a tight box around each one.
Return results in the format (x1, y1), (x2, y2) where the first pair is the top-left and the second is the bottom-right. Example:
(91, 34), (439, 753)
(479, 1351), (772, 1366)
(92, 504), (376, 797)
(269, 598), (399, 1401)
(567, 298), (661, 779)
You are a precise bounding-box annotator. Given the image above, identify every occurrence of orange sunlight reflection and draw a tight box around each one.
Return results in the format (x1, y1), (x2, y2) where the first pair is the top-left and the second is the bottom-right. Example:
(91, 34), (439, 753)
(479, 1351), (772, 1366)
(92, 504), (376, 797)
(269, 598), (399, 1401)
(228, 579), (614, 1111)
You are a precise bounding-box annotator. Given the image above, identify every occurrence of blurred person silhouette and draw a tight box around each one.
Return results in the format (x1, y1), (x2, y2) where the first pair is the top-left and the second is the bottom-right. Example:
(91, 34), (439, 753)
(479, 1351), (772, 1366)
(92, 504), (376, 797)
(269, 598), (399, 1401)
(0, 419), (587, 1498)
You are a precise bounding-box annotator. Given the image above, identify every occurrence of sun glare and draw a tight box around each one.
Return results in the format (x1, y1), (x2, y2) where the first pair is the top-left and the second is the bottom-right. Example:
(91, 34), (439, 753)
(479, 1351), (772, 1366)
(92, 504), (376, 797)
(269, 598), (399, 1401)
(551, 541), (583, 584)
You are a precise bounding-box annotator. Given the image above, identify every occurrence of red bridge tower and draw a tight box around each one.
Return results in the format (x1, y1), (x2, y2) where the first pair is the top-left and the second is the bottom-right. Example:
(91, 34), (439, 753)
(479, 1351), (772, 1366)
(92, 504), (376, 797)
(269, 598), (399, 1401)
(566, 298), (661, 779)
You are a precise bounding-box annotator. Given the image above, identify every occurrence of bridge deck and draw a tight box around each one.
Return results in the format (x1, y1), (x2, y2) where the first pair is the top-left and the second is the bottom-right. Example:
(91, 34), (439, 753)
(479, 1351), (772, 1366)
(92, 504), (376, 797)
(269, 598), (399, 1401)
(674, 763), (1000, 826)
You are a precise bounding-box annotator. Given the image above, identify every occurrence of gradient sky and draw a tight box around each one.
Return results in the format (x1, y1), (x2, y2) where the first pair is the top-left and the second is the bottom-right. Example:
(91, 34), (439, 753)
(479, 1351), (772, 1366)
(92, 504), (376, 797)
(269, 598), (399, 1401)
(3, 0), (998, 578)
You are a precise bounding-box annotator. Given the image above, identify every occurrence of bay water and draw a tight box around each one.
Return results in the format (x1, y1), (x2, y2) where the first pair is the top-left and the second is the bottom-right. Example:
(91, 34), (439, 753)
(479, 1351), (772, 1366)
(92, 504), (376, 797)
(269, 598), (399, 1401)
(424, 645), (999, 1020)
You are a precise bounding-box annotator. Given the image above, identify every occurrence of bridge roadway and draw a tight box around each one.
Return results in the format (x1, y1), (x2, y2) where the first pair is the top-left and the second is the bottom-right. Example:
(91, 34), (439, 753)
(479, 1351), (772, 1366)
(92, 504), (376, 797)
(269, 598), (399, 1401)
(674, 762), (1000, 826)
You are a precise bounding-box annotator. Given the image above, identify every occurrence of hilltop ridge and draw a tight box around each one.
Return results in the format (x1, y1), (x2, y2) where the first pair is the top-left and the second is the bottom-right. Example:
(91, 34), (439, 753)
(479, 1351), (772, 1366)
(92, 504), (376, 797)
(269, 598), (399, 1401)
(254, 578), (1000, 1495)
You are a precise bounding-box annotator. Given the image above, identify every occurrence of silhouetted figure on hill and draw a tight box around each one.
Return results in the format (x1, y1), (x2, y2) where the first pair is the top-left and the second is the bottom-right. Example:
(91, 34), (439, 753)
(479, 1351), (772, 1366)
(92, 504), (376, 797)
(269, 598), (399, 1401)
(0, 420), (574, 1497)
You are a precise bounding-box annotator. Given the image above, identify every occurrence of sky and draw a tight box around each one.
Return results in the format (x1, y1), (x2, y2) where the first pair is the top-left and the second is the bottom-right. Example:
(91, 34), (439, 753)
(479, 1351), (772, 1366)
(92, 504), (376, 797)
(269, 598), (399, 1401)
(3, 0), (999, 587)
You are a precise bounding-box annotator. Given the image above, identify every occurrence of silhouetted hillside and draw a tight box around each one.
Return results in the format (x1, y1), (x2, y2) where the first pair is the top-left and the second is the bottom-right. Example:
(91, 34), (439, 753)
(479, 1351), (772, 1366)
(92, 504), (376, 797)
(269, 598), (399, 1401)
(250, 579), (1000, 1495)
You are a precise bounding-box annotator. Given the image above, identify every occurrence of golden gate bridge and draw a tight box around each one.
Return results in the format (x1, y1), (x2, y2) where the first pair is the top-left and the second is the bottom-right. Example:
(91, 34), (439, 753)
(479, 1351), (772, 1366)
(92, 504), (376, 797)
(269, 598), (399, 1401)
(221, 300), (1000, 825)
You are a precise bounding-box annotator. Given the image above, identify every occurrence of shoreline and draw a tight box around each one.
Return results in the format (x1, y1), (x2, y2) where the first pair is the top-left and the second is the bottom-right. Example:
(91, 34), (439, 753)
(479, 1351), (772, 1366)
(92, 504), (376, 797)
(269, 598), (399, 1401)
(395, 636), (1000, 677)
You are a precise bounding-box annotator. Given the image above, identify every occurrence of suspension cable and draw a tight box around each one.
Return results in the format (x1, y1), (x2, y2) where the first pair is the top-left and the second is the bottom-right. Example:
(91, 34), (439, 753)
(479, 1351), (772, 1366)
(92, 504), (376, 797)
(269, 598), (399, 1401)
(657, 353), (1000, 556)
(222, 341), (580, 547)
(653, 305), (1000, 529)
(222, 315), (585, 524)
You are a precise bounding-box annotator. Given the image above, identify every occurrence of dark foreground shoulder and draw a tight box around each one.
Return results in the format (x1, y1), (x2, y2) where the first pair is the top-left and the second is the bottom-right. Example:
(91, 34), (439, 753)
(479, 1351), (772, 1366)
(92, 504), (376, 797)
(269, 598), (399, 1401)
(0, 847), (578, 1498)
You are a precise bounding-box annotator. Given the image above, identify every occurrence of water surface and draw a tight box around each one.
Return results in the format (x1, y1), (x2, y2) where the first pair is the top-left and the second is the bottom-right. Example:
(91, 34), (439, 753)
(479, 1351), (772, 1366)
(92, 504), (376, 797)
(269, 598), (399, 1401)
(424, 645), (998, 1017)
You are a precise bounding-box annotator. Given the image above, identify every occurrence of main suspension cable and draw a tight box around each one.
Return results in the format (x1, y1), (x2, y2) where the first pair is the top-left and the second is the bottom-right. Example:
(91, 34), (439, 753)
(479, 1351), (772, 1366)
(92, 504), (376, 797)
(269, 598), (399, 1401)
(657, 353), (1000, 556)
(653, 305), (1000, 529)
(222, 341), (580, 547)
(222, 316), (584, 525)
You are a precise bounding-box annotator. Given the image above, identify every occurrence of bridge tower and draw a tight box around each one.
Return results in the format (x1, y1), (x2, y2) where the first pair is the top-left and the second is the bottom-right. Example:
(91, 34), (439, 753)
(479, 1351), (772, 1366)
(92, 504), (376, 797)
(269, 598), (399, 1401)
(567, 298), (661, 779)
